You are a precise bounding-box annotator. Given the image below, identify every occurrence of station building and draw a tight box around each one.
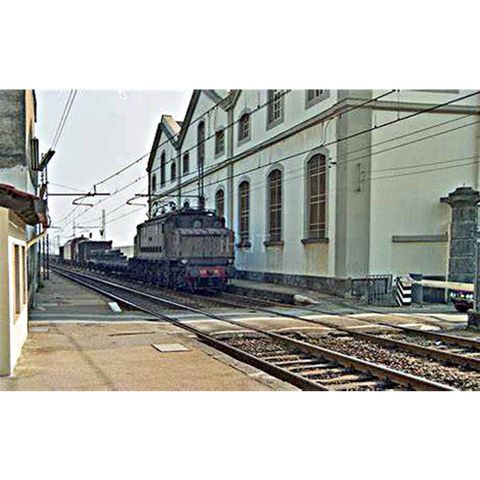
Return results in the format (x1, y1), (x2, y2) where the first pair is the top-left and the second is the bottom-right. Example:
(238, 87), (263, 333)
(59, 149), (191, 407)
(0, 90), (47, 375)
(146, 90), (480, 295)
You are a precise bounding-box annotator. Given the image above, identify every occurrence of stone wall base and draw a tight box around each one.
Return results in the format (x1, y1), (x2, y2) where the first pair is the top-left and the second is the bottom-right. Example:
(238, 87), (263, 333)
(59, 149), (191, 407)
(235, 270), (352, 297)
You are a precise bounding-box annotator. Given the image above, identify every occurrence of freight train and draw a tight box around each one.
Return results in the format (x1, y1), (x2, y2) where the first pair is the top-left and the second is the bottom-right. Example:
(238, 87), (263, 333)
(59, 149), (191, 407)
(60, 201), (235, 291)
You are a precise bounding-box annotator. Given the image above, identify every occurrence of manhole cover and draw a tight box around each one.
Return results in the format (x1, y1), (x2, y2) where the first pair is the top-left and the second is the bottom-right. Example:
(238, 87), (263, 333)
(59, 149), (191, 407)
(30, 327), (50, 333)
(152, 343), (190, 352)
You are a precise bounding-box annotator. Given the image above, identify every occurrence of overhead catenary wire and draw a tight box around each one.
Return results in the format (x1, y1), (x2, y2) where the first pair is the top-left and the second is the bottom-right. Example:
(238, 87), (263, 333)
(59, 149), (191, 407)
(59, 89), (396, 227)
(51, 90), (78, 150)
(150, 90), (480, 204)
(59, 90), (480, 232)
(72, 90), (398, 227)
(78, 89), (480, 228)
(57, 90), (295, 226)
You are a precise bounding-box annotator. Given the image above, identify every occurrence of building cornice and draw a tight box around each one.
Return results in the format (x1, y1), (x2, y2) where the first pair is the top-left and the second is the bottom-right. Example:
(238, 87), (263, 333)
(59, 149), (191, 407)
(152, 96), (480, 199)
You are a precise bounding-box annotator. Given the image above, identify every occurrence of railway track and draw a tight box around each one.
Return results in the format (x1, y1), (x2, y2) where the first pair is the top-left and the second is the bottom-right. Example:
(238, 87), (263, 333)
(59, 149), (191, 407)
(216, 290), (480, 363)
(51, 266), (454, 391)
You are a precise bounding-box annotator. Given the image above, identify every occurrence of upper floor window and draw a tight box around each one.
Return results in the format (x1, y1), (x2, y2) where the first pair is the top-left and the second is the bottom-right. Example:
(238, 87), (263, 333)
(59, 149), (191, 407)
(238, 180), (250, 244)
(215, 189), (225, 218)
(267, 90), (285, 128)
(306, 154), (327, 239)
(171, 160), (176, 182)
(183, 152), (190, 175)
(305, 90), (329, 109)
(197, 121), (205, 170)
(267, 169), (282, 242)
(160, 152), (166, 187)
(151, 173), (157, 192)
(215, 129), (225, 156)
(238, 113), (250, 143)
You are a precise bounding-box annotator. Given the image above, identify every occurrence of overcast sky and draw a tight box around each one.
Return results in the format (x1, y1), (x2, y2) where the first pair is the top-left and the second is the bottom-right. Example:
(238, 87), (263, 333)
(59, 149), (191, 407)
(36, 90), (192, 249)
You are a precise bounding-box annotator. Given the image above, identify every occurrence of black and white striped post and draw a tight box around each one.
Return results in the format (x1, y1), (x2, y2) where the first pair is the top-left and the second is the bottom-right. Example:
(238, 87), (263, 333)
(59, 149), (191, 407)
(395, 277), (412, 307)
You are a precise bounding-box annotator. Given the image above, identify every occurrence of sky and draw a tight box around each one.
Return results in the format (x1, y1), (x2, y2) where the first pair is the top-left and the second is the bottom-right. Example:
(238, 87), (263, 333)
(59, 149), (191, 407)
(36, 90), (192, 249)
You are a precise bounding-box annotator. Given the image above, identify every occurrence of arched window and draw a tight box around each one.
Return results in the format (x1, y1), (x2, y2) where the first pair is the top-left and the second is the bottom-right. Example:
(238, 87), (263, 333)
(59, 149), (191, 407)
(238, 113), (250, 142)
(151, 173), (157, 192)
(197, 121), (205, 170)
(267, 169), (282, 242)
(171, 160), (176, 182)
(215, 189), (225, 218)
(183, 152), (190, 174)
(306, 154), (327, 238)
(160, 152), (166, 187)
(238, 181), (250, 243)
(215, 129), (225, 155)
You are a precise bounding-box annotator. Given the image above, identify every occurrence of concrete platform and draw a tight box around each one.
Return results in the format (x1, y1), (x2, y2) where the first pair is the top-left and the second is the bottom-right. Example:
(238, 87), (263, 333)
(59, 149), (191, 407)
(0, 273), (294, 391)
(230, 278), (461, 315)
(0, 322), (292, 390)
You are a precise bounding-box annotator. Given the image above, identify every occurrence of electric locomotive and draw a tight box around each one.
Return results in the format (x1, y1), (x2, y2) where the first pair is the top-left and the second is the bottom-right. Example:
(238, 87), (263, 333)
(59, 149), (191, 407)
(131, 201), (235, 290)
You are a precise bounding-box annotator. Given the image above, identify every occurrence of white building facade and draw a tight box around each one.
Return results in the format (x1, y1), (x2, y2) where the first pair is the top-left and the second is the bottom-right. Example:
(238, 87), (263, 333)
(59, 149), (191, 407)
(146, 90), (480, 295)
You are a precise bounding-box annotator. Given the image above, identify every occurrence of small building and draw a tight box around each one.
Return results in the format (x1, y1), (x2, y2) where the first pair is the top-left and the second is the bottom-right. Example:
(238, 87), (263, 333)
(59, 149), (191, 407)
(0, 185), (47, 375)
(0, 90), (45, 375)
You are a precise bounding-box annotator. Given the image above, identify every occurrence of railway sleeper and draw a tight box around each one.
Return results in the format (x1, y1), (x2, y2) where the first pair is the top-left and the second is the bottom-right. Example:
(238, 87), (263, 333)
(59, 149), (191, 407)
(331, 380), (386, 391)
(318, 373), (371, 385)
(259, 353), (304, 361)
(302, 367), (348, 376)
(274, 358), (321, 367)
(288, 363), (334, 371)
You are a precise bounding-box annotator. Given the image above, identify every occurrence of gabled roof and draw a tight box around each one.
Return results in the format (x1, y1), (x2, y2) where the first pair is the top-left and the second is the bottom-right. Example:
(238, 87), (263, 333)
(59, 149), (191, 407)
(147, 90), (241, 171)
(177, 90), (233, 148)
(146, 115), (182, 173)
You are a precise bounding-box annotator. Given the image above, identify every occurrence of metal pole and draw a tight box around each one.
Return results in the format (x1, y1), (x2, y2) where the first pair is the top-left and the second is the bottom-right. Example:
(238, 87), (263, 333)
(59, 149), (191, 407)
(46, 233), (50, 280)
(475, 237), (480, 312)
(101, 209), (106, 239)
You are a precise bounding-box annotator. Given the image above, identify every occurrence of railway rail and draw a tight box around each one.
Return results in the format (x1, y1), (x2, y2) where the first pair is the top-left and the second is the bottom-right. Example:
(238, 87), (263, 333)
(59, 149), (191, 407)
(206, 291), (480, 391)
(51, 265), (454, 391)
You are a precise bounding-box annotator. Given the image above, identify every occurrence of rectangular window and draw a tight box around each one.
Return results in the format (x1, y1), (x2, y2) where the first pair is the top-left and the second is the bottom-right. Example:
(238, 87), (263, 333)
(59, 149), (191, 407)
(14, 245), (21, 316)
(267, 90), (285, 128)
(305, 90), (329, 109)
(22, 246), (27, 305)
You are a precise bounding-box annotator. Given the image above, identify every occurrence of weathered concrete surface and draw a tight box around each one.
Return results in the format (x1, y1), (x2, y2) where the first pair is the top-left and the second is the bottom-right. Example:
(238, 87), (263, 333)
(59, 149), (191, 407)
(0, 90), (26, 168)
(0, 322), (284, 391)
(0, 272), (293, 391)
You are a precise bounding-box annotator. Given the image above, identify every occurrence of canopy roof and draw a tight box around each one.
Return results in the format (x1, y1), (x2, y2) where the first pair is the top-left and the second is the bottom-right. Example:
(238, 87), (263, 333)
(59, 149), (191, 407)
(0, 183), (49, 227)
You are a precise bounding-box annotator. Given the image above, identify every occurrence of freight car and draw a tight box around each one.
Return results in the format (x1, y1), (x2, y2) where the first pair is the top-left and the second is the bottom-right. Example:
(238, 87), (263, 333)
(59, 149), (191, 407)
(60, 237), (112, 266)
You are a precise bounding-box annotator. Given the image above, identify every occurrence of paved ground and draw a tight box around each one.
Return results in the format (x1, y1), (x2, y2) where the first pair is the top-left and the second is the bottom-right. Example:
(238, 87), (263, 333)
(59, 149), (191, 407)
(0, 274), (293, 391)
(3, 271), (474, 391)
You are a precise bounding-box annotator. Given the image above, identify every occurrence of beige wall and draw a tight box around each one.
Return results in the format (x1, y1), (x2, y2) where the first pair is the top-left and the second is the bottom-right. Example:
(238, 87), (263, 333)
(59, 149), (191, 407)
(0, 208), (29, 375)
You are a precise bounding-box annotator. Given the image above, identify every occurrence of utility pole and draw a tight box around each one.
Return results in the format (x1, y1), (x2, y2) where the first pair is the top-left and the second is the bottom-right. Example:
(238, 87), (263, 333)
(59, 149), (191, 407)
(101, 209), (106, 239)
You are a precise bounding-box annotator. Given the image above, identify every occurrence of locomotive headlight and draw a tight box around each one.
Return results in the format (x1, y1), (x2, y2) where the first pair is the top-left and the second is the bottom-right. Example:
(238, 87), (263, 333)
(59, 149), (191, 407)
(227, 259), (234, 265)
(180, 259), (189, 265)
